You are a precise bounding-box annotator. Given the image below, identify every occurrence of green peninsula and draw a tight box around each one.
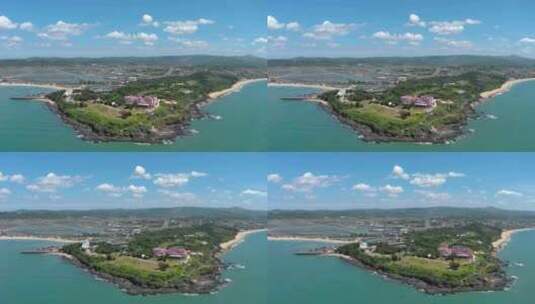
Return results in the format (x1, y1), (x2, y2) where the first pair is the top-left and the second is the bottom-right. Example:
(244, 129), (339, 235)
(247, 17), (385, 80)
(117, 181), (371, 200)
(335, 223), (509, 294)
(318, 72), (506, 143)
(46, 71), (240, 143)
(61, 224), (238, 295)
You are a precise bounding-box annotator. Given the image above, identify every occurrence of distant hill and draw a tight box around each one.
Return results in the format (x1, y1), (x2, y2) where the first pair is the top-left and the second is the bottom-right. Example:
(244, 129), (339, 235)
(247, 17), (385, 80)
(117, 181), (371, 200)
(269, 207), (535, 220)
(0, 55), (266, 69)
(0, 207), (266, 220)
(268, 55), (535, 68)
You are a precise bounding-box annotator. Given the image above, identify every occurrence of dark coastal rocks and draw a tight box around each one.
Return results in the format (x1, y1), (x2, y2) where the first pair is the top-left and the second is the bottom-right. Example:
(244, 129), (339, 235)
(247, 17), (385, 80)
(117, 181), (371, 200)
(61, 254), (226, 296)
(46, 99), (209, 145)
(334, 254), (512, 295)
(317, 101), (478, 145)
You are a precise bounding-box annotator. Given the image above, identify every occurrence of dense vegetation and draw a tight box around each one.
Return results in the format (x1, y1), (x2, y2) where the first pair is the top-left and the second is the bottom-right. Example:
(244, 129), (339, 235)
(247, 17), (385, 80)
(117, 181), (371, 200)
(336, 223), (505, 291)
(47, 71), (239, 141)
(62, 224), (237, 290)
(320, 72), (507, 141)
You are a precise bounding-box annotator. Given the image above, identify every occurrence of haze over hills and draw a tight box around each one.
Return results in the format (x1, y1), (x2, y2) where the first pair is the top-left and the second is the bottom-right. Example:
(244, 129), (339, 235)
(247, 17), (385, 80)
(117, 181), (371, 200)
(269, 207), (535, 220)
(268, 55), (535, 67)
(0, 207), (266, 220)
(0, 55), (267, 69)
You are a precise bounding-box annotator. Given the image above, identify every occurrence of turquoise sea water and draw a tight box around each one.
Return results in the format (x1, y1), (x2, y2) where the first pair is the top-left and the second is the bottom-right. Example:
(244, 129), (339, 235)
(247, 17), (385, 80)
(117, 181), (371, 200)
(2, 81), (535, 151)
(0, 82), (268, 152)
(3, 230), (535, 303)
(268, 230), (535, 304)
(0, 232), (267, 304)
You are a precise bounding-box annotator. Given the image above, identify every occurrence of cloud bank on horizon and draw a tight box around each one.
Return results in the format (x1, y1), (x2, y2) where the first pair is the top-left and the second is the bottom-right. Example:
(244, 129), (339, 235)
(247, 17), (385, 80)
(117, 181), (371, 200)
(1, 0), (535, 58)
(267, 153), (535, 211)
(0, 0), (265, 58)
(0, 154), (267, 211)
(264, 0), (535, 58)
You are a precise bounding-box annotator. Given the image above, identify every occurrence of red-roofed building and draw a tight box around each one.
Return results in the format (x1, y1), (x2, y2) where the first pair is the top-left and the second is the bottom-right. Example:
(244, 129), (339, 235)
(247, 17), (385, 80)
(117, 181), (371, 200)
(152, 247), (189, 259)
(124, 95), (160, 109)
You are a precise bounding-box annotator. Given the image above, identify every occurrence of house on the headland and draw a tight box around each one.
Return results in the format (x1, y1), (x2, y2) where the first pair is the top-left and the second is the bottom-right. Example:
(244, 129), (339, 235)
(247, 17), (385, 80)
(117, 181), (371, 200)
(152, 247), (190, 259)
(400, 95), (436, 108)
(124, 95), (160, 109)
(81, 239), (91, 250)
(438, 243), (474, 260)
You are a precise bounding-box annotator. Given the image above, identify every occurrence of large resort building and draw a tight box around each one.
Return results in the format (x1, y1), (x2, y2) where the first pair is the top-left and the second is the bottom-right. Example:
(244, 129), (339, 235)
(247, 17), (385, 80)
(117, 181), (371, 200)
(400, 95), (437, 108)
(124, 95), (160, 109)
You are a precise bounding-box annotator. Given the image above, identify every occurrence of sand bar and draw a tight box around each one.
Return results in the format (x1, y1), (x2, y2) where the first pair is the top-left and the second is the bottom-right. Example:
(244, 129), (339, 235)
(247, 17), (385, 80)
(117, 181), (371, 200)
(267, 236), (357, 244)
(0, 235), (78, 243)
(492, 228), (535, 251)
(480, 78), (535, 99)
(208, 78), (266, 100)
(220, 229), (267, 251)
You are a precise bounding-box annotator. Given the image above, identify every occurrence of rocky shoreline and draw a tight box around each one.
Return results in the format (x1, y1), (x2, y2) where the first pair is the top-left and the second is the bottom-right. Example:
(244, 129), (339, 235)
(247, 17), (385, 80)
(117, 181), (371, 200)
(316, 101), (475, 144)
(59, 251), (227, 296)
(43, 78), (262, 145)
(46, 101), (205, 144)
(330, 253), (512, 295)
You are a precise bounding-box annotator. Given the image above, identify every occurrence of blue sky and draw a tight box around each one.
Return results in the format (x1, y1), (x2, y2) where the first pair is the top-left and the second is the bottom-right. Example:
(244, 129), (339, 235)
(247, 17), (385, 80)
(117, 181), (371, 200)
(268, 153), (535, 211)
(0, 153), (267, 211)
(0, 0), (266, 58)
(267, 0), (535, 58)
(3, 1), (535, 58)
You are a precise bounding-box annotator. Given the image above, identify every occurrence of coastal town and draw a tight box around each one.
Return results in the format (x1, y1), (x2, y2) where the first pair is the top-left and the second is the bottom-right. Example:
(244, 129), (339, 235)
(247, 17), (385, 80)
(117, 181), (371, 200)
(270, 55), (535, 144)
(0, 55), (266, 144)
(269, 207), (535, 294)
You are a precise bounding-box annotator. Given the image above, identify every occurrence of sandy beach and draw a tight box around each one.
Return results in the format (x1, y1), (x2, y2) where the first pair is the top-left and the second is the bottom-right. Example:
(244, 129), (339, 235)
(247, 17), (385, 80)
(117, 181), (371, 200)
(208, 78), (266, 100)
(492, 228), (535, 251)
(480, 78), (535, 99)
(268, 81), (340, 91)
(220, 229), (267, 251)
(267, 235), (357, 244)
(0, 235), (78, 243)
(0, 81), (79, 91)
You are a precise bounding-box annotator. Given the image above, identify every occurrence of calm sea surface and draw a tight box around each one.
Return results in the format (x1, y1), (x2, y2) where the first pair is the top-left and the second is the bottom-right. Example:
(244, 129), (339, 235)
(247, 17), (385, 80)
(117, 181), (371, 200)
(2, 81), (535, 151)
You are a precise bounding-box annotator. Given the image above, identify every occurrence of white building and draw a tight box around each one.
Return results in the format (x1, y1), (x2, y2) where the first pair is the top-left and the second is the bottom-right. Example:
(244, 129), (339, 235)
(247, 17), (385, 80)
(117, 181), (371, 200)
(81, 239), (91, 250)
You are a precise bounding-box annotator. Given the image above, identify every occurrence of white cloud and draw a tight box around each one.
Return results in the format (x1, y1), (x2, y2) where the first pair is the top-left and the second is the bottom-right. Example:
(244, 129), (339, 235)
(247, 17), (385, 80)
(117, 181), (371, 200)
(164, 18), (214, 35)
(415, 190), (450, 201)
(0, 15), (17, 30)
(131, 165), (151, 179)
(410, 172), (464, 188)
(0, 187), (11, 200)
(282, 172), (338, 192)
(141, 14), (159, 27)
(286, 22), (301, 32)
(407, 14), (426, 27)
(190, 171), (208, 178)
(435, 37), (473, 49)
(252, 35), (287, 48)
(0, 172), (25, 183)
(373, 31), (424, 45)
(19, 22), (34, 31)
(303, 21), (357, 40)
(267, 16), (285, 30)
(96, 183), (122, 193)
(352, 183), (373, 192)
(267, 16), (300, 31)
(158, 189), (198, 203)
(520, 37), (535, 44)
(105, 31), (158, 46)
(0, 35), (23, 47)
(26, 172), (82, 193)
(241, 189), (267, 197)
(38, 21), (91, 41)
(380, 184), (404, 197)
(9, 174), (25, 184)
(496, 189), (523, 197)
(392, 165), (410, 180)
(153, 171), (207, 188)
(127, 185), (147, 198)
(267, 173), (282, 183)
(169, 37), (209, 49)
(428, 19), (481, 35)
